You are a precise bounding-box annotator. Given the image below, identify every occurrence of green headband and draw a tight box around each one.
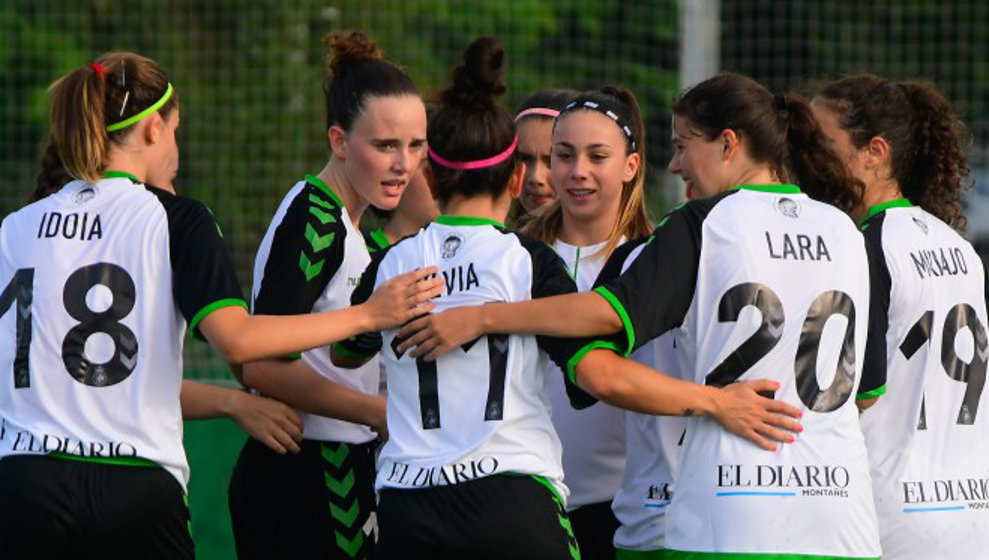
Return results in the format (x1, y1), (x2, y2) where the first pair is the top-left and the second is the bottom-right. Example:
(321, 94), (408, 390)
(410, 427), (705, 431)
(106, 83), (174, 132)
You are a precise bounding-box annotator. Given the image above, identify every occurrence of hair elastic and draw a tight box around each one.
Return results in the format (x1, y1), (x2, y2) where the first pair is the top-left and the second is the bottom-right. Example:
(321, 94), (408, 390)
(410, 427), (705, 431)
(106, 82), (173, 132)
(514, 107), (560, 121)
(87, 63), (106, 79)
(560, 99), (637, 151)
(428, 135), (518, 170)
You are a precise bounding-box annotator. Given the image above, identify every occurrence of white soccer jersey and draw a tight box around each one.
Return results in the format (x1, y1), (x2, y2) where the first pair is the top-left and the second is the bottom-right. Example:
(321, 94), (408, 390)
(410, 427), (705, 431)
(337, 216), (585, 499)
(542, 238), (626, 510)
(590, 185), (881, 558)
(858, 200), (989, 560)
(0, 176), (246, 489)
(252, 174), (379, 444)
(597, 239), (688, 553)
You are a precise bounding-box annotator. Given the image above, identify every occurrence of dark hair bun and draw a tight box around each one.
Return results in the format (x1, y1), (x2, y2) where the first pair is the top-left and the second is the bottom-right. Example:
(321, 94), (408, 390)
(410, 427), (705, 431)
(441, 36), (506, 110)
(326, 30), (382, 74)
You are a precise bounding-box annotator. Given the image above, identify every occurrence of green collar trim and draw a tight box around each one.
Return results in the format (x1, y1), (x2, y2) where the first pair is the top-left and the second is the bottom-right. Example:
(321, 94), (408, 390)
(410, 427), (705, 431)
(730, 184), (802, 194)
(369, 228), (391, 249)
(860, 197), (913, 226)
(305, 174), (344, 208)
(103, 170), (141, 184)
(436, 215), (505, 228)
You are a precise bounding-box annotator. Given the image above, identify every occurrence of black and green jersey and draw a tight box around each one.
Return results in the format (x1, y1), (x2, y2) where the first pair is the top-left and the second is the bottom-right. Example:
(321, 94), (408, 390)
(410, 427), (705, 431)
(251, 174), (380, 444)
(858, 200), (989, 559)
(570, 185), (881, 558)
(0, 175), (245, 490)
(363, 227), (391, 255)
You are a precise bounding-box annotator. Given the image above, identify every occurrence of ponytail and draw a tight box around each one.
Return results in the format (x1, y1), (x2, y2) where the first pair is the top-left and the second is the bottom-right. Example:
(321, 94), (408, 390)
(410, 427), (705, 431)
(780, 94), (863, 214)
(48, 65), (108, 183)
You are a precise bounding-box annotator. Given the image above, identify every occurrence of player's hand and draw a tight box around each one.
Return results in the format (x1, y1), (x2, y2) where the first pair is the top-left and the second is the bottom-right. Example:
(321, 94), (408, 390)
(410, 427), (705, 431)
(396, 306), (484, 361)
(365, 267), (444, 331)
(710, 380), (803, 452)
(228, 390), (304, 455)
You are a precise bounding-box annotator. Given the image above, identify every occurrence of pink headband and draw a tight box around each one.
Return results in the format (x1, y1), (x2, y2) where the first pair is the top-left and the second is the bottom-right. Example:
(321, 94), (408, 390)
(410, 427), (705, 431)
(428, 135), (518, 170)
(514, 107), (560, 121)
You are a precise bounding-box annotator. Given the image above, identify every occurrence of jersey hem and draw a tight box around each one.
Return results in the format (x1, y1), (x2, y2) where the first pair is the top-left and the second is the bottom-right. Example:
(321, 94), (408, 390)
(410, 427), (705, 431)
(188, 298), (248, 338)
(663, 552), (879, 559)
(855, 384), (886, 400)
(48, 451), (159, 468)
(595, 286), (635, 354)
(616, 549), (664, 560)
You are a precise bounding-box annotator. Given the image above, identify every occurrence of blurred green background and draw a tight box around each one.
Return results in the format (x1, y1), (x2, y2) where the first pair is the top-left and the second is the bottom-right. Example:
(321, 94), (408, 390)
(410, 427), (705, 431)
(3, 1), (988, 558)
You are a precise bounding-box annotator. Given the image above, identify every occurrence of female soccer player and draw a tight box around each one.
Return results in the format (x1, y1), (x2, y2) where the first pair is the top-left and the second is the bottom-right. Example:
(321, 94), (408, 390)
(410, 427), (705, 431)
(400, 72), (883, 559)
(0, 51), (439, 559)
(514, 89), (574, 215)
(30, 138), (307, 456)
(813, 74), (989, 560)
(522, 85), (652, 559)
(226, 31), (428, 559)
(337, 43), (800, 559)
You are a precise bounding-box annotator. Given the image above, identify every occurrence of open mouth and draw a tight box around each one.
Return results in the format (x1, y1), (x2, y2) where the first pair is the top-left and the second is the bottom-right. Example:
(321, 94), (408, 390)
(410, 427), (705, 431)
(565, 188), (596, 201)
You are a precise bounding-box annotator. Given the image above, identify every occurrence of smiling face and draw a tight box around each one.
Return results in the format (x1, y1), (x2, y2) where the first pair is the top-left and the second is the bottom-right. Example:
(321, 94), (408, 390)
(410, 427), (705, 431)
(342, 94), (427, 211)
(516, 117), (557, 212)
(668, 114), (732, 199)
(550, 110), (637, 224)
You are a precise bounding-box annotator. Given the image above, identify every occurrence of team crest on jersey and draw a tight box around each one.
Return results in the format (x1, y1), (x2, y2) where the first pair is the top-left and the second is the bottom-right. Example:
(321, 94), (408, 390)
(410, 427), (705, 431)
(775, 197), (801, 219)
(74, 187), (96, 204)
(441, 234), (464, 259)
(912, 216), (929, 235)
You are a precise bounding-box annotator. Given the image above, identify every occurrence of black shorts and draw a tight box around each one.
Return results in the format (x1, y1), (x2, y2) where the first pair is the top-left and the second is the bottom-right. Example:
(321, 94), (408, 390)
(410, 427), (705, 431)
(377, 474), (580, 560)
(569, 500), (620, 560)
(228, 437), (378, 559)
(0, 454), (193, 560)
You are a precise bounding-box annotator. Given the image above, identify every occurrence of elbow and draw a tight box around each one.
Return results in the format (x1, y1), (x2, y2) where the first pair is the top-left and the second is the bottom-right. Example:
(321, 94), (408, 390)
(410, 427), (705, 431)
(574, 352), (626, 403)
(215, 337), (252, 365)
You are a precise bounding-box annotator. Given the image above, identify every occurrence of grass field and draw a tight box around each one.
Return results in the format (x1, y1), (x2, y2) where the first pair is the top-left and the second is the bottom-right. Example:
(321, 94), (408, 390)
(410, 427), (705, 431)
(185, 418), (246, 560)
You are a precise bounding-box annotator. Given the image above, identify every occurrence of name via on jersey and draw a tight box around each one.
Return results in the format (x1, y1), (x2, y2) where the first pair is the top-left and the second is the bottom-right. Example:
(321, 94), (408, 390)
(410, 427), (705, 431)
(0, 418), (138, 458)
(717, 462), (851, 498)
(909, 246), (969, 279)
(440, 262), (479, 295)
(764, 231), (832, 262)
(36, 211), (103, 241)
(383, 455), (499, 487)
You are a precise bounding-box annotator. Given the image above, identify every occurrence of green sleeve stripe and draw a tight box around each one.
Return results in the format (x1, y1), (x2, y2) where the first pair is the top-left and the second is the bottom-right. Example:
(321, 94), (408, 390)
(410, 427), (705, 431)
(49, 452), (159, 468)
(567, 340), (621, 386)
(856, 384), (887, 400)
(594, 286), (635, 355)
(331, 342), (376, 360)
(188, 298), (248, 337)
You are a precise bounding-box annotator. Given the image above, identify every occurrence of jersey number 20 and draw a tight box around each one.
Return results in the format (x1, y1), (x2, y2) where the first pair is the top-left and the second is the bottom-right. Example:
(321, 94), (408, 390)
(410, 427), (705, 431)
(1, 264), (139, 389)
(705, 282), (856, 413)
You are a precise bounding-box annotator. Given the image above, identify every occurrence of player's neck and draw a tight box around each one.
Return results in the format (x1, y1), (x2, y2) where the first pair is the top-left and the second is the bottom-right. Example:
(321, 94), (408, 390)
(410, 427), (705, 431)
(318, 158), (367, 228)
(862, 178), (904, 213)
(103, 151), (149, 186)
(557, 209), (615, 247)
(382, 212), (420, 243)
(440, 192), (511, 225)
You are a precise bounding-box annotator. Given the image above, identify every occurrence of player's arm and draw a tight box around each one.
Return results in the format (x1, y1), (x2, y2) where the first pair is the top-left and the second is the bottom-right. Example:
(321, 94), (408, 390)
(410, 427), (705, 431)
(199, 269), (440, 364)
(180, 380), (303, 454)
(242, 359), (387, 440)
(330, 253), (389, 370)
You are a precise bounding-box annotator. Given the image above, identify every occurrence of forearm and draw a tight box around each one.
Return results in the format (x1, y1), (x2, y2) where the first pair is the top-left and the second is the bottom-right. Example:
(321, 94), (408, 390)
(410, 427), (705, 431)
(480, 292), (622, 337)
(180, 380), (243, 420)
(243, 359), (383, 427)
(574, 349), (719, 417)
(200, 305), (375, 364)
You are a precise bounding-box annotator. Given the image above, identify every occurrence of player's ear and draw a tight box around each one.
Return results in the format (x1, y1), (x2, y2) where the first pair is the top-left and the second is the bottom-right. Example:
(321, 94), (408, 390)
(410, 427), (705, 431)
(328, 125), (347, 160)
(508, 161), (525, 199)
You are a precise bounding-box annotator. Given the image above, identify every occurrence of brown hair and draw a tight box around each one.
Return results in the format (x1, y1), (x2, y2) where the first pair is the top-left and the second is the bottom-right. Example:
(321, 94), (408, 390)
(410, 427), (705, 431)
(816, 74), (971, 232)
(673, 72), (862, 214)
(523, 86), (652, 256)
(324, 31), (419, 132)
(427, 36), (517, 206)
(46, 51), (176, 184)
